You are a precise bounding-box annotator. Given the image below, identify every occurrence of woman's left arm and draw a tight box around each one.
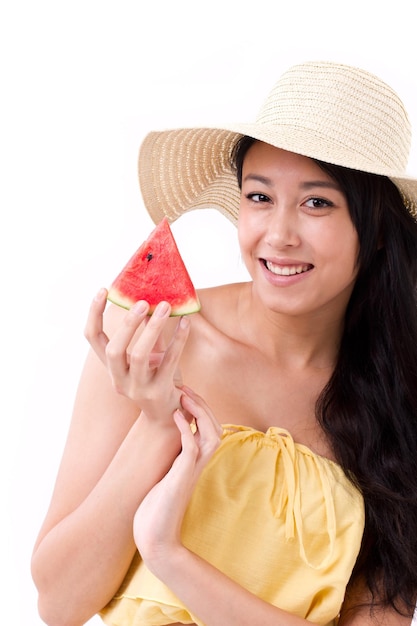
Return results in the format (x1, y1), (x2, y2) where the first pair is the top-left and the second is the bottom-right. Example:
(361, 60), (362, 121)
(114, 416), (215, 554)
(134, 387), (414, 626)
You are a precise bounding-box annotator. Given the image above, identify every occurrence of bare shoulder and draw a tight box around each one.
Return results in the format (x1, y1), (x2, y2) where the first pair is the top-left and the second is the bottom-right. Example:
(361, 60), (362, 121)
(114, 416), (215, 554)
(197, 281), (248, 308)
(193, 282), (250, 336)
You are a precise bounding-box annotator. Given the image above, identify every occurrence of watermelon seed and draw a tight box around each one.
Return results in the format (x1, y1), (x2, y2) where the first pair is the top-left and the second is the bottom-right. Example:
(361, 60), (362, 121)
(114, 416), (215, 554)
(146, 253), (153, 261)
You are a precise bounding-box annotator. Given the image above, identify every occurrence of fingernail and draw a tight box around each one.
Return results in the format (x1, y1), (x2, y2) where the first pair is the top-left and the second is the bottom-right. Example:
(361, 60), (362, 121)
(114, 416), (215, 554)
(179, 316), (189, 330)
(95, 288), (107, 301)
(154, 301), (170, 317)
(132, 300), (148, 315)
(181, 389), (196, 404)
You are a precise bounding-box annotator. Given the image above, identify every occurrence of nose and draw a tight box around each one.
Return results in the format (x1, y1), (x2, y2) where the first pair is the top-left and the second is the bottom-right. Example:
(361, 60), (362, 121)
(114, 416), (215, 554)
(264, 206), (301, 249)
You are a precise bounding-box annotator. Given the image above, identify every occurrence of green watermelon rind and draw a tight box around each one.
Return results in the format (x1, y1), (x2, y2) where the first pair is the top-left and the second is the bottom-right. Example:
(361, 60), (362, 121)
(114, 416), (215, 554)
(107, 287), (201, 316)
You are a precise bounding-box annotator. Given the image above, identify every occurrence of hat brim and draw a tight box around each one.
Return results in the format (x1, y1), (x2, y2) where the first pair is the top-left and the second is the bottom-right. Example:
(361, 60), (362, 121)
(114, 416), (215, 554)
(138, 125), (417, 224)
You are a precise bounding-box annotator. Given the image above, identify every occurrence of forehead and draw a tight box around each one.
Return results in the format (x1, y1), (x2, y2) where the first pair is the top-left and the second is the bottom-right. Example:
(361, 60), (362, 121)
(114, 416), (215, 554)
(242, 142), (337, 184)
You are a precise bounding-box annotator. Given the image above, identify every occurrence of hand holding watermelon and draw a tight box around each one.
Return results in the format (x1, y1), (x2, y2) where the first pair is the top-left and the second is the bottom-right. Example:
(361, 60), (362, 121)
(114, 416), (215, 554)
(85, 288), (191, 419)
(84, 219), (201, 417)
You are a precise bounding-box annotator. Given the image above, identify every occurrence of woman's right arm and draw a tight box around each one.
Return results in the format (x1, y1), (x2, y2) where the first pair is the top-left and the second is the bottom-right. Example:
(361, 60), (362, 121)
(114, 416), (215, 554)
(31, 294), (189, 626)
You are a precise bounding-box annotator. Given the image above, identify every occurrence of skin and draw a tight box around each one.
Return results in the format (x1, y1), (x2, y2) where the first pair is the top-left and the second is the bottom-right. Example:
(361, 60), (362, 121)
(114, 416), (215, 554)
(31, 144), (413, 626)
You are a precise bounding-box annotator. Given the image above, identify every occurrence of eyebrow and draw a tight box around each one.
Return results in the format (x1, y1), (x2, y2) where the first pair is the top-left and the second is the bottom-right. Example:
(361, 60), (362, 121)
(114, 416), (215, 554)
(300, 180), (342, 191)
(243, 174), (273, 186)
(243, 173), (342, 192)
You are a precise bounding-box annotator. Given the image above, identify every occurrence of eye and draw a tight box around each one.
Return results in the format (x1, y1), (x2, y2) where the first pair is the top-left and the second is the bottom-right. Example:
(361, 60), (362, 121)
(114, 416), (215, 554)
(304, 197), (334, 210)
(246, 193), (271, 203)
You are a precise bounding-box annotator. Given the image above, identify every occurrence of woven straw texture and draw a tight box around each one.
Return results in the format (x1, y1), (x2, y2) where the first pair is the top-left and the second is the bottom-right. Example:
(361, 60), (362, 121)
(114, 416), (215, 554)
(138, 61), (417, 224)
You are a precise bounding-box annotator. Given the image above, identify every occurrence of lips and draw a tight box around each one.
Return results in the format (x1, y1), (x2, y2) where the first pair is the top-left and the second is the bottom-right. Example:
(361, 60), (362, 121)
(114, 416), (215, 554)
(264, 260), (313, 276)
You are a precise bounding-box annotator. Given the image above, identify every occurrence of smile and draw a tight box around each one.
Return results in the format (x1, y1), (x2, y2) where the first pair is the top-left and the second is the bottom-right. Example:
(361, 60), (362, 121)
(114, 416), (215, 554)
(264, 260), (313, 276)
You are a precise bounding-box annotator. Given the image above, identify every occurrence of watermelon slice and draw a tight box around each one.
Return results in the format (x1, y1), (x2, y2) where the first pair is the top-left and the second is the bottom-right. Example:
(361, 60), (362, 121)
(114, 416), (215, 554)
(107, 218), (200, 316)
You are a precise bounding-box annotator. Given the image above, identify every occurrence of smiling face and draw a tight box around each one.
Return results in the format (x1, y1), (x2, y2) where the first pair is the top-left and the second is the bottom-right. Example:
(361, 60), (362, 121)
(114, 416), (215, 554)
(237, 142), (360, 322)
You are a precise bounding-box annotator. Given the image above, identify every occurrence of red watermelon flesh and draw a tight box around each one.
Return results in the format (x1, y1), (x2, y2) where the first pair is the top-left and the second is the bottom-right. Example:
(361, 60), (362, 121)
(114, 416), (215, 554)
(107, 218), (200, 316)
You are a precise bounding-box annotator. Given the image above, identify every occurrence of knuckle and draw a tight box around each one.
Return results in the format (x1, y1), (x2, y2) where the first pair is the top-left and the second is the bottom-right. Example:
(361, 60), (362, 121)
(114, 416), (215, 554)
(83, 323), (95, 343)
(129, 350), (146, 367)
(138, 388), (159, 406)
(105, 344), (121, 362)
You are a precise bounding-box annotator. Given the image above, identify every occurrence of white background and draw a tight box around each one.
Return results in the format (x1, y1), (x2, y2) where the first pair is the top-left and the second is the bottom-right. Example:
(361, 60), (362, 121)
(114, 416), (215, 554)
(2, 1), (417, 624)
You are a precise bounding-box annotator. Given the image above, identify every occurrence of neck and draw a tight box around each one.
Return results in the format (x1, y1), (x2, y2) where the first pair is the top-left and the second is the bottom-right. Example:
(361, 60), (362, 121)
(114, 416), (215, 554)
(238, 289), (345, 370)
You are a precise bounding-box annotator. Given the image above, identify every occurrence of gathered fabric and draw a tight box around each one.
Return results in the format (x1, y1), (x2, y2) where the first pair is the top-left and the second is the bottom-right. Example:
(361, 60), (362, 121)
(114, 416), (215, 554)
(99, 424), (365, 626)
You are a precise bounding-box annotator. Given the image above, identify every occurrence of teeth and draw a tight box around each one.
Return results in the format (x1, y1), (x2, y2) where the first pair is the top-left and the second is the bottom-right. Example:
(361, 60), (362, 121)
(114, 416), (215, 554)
(265, 261), (311, 276)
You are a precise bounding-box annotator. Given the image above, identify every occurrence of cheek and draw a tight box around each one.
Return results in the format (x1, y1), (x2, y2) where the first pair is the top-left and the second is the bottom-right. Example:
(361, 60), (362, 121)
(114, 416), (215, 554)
(237, 224), (250, 263)
(237, 212), (260, 270)
(237, 210), (252, 251)
(324, 228), (359, 276)
(339, 227), (360, 265)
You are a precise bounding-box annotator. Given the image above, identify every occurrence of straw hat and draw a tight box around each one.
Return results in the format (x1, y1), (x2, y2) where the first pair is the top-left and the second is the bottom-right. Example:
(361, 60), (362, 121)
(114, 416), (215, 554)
(138, 61), (417, 225)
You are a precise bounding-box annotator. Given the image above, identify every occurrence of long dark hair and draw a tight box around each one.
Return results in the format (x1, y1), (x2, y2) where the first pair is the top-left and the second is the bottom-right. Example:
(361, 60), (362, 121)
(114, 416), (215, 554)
(231, 136), (417, 616)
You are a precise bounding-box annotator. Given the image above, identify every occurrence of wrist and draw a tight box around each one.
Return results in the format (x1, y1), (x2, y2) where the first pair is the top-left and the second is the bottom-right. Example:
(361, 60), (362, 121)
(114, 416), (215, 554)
(138, 409), (179, 434)
(139, 388), (183, 427)
(144, 541), (189, 581)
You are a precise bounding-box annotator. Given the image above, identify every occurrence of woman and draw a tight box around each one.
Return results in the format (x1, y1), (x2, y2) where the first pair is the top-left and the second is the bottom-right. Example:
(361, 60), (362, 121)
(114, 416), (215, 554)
(32, 61), (417, 625)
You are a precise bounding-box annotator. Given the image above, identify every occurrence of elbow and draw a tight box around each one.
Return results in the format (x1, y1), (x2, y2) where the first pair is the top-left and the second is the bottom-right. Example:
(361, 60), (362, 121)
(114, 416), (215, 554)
(33, 583), (97, 626)
(35, 590), (98, 626)
(31, 546), (115, 626)
(36, 595), (88, 626)
(32, 559), (92, 626)
(33, 581), (80, 626)
(36, 597), (70, 626)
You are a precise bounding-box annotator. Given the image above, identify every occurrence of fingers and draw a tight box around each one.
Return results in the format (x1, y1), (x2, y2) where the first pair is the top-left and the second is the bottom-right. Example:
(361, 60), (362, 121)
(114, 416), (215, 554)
(180, 387), (223, 438)
(155, 317), (190, 382)
(173, 409), (199, 458)
(170, 410), (203, 487)
(178, 391), (222, 466)
(128, 301), (171, 374)
(105, 299), (150, 382)
(129, 307), (190, 382)
(85, 290), (190, 409)
(84, 288), (110, 364)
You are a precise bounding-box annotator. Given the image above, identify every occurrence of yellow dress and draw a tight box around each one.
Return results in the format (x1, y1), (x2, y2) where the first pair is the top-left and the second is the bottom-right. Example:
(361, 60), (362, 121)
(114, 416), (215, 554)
(100, 425), (365, 626)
